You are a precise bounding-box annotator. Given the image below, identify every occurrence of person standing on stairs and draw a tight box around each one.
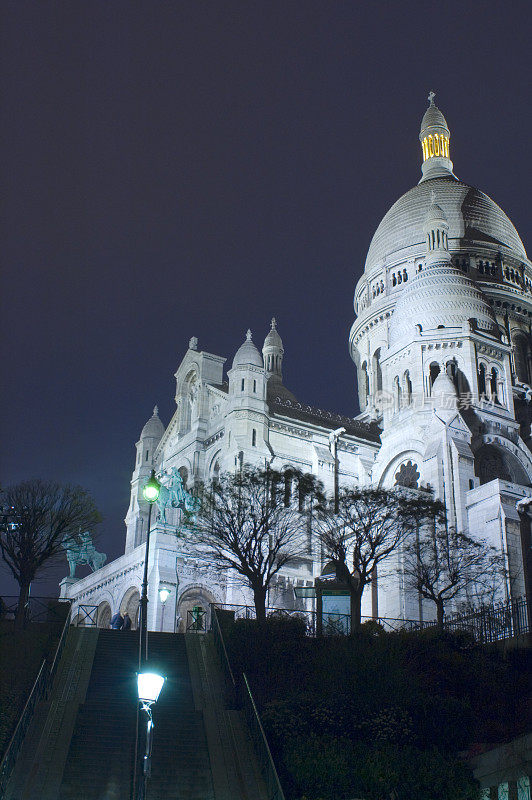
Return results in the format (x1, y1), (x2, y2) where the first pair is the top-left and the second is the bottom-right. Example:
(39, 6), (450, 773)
(110, 610), (123, 629)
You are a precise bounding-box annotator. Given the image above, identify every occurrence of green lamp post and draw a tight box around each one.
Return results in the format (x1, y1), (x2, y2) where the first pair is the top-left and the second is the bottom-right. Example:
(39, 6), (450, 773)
(139, 469), (161, 668)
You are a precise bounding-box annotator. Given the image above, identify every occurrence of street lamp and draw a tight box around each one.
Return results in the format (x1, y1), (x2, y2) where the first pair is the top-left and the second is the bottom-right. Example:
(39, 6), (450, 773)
(328, 427), (346, 514)
(159, 586), (170, 632)
(139, 470), (161, 668)
(137, 671), (165, 799)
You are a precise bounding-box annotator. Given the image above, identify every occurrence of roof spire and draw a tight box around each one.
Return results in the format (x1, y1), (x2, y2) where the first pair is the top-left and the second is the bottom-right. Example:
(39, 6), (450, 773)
(246, 329), (252, 341)
(263, 317), (284, 379)
(428, 90), (436, 106)
(153, 405), (159, 416)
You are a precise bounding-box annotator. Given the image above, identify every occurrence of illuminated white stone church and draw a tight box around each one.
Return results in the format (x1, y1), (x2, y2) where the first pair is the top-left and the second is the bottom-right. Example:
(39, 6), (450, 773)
(61, 95), (532, 630)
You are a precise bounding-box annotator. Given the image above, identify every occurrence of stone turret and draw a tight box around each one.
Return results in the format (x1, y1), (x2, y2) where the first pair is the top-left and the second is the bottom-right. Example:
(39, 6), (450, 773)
(124, 406), (165, 553)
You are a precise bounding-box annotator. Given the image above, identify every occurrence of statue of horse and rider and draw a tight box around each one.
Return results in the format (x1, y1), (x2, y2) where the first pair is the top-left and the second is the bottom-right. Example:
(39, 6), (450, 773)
(61, 530), (107, 579)
(156, 467), (200, 524)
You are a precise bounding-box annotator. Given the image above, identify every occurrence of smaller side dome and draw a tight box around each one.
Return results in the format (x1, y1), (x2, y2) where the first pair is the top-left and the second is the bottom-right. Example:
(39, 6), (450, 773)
(263, 317), (283, 350)
(431, 372), (458, 407)
(141, 406), (165, 440)
(232, 330), (264, 368)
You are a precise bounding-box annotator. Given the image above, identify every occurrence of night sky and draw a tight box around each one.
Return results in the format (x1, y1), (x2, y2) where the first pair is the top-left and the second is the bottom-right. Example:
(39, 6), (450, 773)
(1, 2), (530, 594)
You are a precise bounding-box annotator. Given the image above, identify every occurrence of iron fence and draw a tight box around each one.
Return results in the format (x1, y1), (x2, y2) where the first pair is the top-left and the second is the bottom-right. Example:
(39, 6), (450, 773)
(73, 605), (99, 627)
(0, 603), (71, 796)
(186, 608), (207, 632)
(417, 597), (530, 644)
(0, 596), (71, 625)
(210, 602), (421, 636)
(211, 598), (529, 644)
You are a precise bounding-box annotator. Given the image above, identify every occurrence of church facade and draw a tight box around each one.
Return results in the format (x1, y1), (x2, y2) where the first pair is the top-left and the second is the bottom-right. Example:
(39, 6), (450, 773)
(61, 96), (532, 630)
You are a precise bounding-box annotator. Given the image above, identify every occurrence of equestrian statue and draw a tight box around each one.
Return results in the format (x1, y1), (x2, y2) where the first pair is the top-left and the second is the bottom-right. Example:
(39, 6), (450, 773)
(62, 530), (107, 579)
(156, 467), (200, 525)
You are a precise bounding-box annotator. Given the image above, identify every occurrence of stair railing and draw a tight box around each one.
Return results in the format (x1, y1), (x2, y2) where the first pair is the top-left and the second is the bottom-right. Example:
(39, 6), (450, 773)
(210, 604), (236, 706)
(210, 605), (286, 800)
(0, 603), (71, 797)
(242, 672), (286, 800)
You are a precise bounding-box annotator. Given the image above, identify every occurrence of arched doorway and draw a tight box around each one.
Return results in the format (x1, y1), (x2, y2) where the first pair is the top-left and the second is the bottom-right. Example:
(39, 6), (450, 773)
(120, 587), (140, 629)
(97, 601), (112, 629)
(176, 586), (216, 633)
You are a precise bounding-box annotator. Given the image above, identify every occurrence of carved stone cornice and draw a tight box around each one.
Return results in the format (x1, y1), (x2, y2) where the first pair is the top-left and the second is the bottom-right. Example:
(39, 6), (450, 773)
(204, 430), (224, 449)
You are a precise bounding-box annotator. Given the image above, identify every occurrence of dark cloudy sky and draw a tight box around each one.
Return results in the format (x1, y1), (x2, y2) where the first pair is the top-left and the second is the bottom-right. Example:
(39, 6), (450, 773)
(1, 1), (530, 594)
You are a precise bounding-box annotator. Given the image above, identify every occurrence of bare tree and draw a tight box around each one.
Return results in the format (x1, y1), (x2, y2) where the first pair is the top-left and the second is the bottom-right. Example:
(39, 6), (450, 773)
(190, 467), (322, 621)
(315, 488), (441, 633)
(0, 480), (101, 628)
(402, 523), (504, 631)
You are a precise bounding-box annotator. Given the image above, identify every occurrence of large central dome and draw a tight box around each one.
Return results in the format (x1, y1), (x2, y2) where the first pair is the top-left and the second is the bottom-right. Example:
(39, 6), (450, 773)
(365, 176), (526, 275)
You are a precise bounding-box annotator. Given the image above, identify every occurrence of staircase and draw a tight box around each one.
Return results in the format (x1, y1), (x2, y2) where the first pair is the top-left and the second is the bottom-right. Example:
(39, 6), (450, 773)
(59, 630), (214, 800)
(4, 628), (267, 800)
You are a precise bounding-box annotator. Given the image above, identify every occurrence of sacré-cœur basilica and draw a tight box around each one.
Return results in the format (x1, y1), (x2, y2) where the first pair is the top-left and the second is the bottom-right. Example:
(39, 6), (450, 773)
(61, 95), (532, 631)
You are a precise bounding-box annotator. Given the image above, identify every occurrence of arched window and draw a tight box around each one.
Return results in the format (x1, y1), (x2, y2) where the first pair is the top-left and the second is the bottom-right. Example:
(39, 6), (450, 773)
(253, 379), (257, 393)
(404, 371), (412, 405)
(241, 378), (245, 392)
(252, 429), (257, 447)
(429, 362), (440, 390)
(212, 460), (220, 484)
(478, 363), (486, 397)
(490, 368), (500, 404)
(361, 361), (369, 406)
(283, 470), (293, 507)
(446, 360), (459, 393)
(373, 349), (383, 393)
(394, 376), (401, 408)
(178, 466), (188, 488)
(513, 333), (530, 384)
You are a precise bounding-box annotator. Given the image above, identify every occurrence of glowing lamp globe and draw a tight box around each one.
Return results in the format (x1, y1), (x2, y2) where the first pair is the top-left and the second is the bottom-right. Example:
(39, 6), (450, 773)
(137, 672), (165, 704)
(159, 587), (170, 604)
(143, 470), (161, 503)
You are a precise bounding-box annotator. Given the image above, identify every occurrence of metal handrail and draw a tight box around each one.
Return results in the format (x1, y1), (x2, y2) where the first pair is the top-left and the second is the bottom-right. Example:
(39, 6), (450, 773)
(0, 659), (47, 795)
(0, 603), (71, 795)
(49, 604), (72, 687)
(210, 605), (236, 694)
(242, 672), (286, 800)
(210, 606), (285, 799)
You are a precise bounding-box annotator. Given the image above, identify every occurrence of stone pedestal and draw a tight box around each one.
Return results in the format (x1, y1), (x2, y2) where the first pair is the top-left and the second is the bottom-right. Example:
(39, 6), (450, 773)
(59, 576), (78, 599)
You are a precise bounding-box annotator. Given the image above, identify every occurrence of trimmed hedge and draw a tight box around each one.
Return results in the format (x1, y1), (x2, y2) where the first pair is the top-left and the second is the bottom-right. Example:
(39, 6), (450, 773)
(223, 616), (529, 800)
